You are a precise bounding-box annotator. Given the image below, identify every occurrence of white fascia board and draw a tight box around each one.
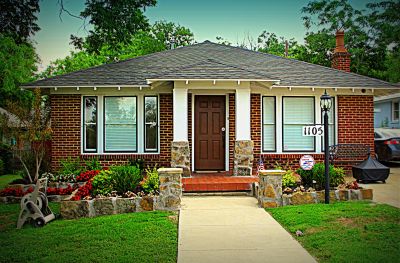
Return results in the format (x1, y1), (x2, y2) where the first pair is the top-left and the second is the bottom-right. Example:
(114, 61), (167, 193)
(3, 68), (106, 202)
(147, 78), (281, 83)
(21, 84), (150, 89)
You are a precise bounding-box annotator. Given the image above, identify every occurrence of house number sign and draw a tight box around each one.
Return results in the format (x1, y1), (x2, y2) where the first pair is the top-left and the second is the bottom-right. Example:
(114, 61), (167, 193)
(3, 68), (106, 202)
(302, 125), (324, 136)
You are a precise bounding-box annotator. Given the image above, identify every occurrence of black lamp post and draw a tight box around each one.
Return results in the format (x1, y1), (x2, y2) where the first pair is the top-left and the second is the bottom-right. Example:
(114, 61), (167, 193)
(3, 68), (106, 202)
(320, 90), (332, 204)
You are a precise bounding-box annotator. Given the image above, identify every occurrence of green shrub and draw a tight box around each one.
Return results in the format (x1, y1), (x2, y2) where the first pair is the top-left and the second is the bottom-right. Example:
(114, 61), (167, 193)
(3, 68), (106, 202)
(59, 157), (81, 175)
(85, 157), (102, 171)
(141, 166), (159, 194)
(128, 158), (145, 172)
(297, 162), (345, 189)
(296, 168), (313, 186)
(92, 170), (113, 196)
(282, 171), (297, 188)
(110, 165), (143, 194)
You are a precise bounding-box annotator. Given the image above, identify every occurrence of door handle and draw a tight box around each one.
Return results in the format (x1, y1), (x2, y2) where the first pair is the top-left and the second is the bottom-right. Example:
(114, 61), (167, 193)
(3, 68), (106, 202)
(221, 127), (226, 148)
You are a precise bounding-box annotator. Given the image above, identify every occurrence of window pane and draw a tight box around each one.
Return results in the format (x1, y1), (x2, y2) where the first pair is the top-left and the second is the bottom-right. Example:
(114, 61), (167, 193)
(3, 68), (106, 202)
(84, 97), (97, 152)
(145, 96), (158, 151)
(105, 97), (137, 151)
(263, 125), (275, 151)
(85, 124), (97, 150)
(284, 97), (314, 124)
(146, 124), (157, 150)
(283, 125), (314, 151)
(145, 97), (157, 123)
(262, 97), (275, 151)
(283, 97), (314, 151)
(85, 97), (97, 124)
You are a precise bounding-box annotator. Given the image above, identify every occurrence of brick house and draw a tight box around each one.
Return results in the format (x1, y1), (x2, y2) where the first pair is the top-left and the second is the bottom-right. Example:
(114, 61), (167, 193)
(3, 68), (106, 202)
(24, 32), (399, 182)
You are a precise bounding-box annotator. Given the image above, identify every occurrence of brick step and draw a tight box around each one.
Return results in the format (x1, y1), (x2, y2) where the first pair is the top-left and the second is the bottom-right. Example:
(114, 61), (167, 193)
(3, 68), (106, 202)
(182, 176), (258, 192)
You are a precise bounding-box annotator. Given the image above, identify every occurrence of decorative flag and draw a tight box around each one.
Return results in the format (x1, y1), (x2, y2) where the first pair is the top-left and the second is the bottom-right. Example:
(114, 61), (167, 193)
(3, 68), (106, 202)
(257, 158), (265, 176)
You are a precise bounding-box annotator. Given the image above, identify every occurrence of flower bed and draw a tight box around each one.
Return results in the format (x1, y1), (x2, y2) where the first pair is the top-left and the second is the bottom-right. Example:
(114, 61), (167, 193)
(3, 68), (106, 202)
(60, 168), (183, 219)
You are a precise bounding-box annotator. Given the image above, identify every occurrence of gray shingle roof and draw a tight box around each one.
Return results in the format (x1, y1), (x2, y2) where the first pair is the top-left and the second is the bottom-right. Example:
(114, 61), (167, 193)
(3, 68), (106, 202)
(24, 41), (399, 89)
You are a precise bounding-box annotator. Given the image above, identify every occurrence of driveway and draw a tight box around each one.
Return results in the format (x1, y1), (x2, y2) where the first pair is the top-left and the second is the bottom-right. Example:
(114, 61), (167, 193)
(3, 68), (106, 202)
(358, 163), (400, 208)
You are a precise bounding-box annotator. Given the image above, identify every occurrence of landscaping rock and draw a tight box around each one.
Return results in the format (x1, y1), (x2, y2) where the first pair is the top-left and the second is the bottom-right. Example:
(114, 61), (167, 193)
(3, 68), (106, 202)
(93, 198), (114, 216)
(139, 196), (154, 211)
(115, 198), (136, 213)
(291, 192), (315, 205)
(360, 189), (373, 200)
(233, 140), (254, 176)
(61, 200), (90, 219)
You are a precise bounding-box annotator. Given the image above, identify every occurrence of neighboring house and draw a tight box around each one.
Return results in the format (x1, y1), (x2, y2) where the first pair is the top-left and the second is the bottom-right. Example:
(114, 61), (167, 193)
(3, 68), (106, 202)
(23, 31), (399, 177)
(374, 93), (400, 128)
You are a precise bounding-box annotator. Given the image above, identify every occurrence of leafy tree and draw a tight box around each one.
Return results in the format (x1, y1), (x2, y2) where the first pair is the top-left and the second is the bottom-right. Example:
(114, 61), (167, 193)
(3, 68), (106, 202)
(0, 0), (40, 44)
(0, 35), (37, 106)
(71, 0), (157, 53)
(40, 31), (165, 78)
(152, 20), (194, 49)
(301, 0), (399, 82)
(0, 88), (51, 183)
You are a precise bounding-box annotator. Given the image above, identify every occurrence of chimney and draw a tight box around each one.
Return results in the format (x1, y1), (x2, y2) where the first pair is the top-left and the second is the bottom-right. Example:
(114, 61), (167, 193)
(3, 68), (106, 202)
(331, 30), (351, 72)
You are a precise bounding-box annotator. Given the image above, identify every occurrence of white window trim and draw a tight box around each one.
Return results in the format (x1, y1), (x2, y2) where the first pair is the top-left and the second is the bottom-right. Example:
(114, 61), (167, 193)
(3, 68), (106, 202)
(81, 94), (160, 155)
(391, 100), (399, 123)
(261, 94), (337, 154)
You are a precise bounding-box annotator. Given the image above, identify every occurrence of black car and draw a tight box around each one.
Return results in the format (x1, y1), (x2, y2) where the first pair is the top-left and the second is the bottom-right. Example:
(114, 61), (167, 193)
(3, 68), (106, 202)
(374, 128), (400, 162)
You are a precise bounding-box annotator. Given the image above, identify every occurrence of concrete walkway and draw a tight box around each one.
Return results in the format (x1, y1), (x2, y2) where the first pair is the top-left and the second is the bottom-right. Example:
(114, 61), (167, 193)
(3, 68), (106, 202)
(178, 196), (316, 263)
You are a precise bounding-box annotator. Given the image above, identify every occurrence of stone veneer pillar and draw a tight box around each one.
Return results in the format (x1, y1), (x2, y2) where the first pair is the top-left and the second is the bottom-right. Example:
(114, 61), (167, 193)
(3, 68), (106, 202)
(171, 141), (191, 177)
(157, 168), (183, 211)
(234, 140), (254, 176)
(258, 170), (285, 208)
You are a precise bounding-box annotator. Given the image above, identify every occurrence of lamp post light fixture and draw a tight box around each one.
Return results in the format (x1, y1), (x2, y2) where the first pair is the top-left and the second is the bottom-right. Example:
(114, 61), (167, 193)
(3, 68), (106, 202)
(320, 90), (332, 204)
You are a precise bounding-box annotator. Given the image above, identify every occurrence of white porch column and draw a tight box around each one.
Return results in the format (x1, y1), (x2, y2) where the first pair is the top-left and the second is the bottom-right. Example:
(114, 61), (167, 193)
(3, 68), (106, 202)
(235, 88), (251, 140)
(173, 87), (188, 141)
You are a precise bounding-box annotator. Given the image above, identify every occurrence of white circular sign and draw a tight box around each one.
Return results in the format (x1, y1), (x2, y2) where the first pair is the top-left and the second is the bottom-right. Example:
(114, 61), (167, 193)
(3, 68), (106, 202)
(300, 155), (315, 170)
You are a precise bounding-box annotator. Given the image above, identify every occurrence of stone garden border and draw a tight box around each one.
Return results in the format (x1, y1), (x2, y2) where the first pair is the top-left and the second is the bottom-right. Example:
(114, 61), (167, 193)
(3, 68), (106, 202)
(61, 168), (183, 219)
(257, 170), (373, 208)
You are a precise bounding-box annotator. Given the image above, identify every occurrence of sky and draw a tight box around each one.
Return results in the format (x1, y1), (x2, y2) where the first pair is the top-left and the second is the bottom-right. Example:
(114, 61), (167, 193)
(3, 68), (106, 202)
(33, 0), (372, 71)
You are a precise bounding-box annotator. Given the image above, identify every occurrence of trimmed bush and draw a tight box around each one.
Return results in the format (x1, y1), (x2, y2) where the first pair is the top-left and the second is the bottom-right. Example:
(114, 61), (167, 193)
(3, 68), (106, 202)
(92, 170), (113, 196)
(141, 166), (159, 194)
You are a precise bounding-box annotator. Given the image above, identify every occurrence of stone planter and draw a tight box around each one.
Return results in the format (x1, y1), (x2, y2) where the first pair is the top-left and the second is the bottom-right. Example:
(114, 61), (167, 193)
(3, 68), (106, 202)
(60, 167), (183, 219)
(282, 188), (373, 206)
(0, 194), (70, 204)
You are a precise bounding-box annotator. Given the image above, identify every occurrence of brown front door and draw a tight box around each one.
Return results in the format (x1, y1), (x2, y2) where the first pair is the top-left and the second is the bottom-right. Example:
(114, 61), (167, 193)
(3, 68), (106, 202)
(194, 95), (226, 170)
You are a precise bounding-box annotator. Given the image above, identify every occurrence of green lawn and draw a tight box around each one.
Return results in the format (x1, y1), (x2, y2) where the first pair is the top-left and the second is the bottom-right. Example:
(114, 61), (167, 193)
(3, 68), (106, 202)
(267, 201), (400, 263)
(0, 174), (22, 190)
(0, 203), (178, 263)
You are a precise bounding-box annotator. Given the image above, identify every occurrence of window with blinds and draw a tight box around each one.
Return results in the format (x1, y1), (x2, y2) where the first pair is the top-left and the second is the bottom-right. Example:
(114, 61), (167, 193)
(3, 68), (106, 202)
(83, 97), (97, 152)
(283, 97), (315, 151)
(104, 97), (137, 152)
(262, 96), (276, 151)
(144, 96), (158, 152)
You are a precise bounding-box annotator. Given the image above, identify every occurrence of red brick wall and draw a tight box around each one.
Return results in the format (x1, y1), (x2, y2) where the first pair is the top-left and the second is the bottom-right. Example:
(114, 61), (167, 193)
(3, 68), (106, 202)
(260, 154), (325, 170)
(50, 95), (81, 170)
(337, 95), (374, 153)
(332, 52), (351, 72)
(229, 94), (235, 174)
(251, 94), (261, 174)
(50, 93), (173, 171)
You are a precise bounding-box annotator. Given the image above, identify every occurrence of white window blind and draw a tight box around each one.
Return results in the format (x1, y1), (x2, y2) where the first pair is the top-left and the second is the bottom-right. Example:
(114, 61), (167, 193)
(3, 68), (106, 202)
(104, 97), (137, 152)
(262, 97), (276, 151)
(283, 97), (314, 151)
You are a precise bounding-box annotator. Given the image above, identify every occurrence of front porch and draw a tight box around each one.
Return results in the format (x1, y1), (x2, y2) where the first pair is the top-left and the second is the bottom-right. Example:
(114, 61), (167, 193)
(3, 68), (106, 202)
(182, 172), (258, 192)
